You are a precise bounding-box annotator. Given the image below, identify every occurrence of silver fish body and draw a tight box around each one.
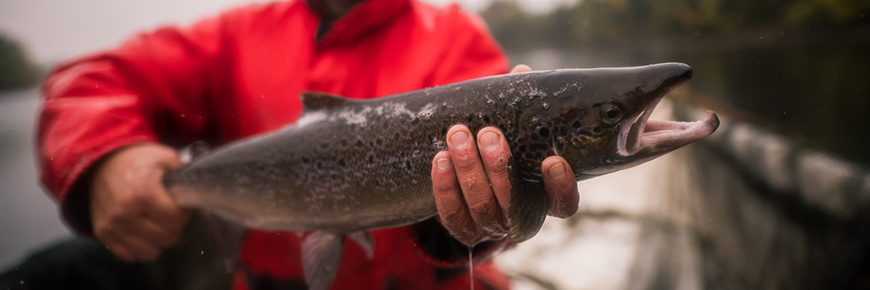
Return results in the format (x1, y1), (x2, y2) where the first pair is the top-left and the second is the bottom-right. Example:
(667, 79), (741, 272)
(163, 62), (719, 290)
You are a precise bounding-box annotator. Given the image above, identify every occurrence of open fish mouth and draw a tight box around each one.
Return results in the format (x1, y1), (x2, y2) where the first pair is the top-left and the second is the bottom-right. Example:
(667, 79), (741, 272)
(617, 91), (720, 157)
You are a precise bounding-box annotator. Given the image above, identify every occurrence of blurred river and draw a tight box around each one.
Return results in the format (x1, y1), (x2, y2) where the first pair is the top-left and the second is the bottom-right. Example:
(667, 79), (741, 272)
(0, 88), (71, 270)
(498, 30), (870, 289)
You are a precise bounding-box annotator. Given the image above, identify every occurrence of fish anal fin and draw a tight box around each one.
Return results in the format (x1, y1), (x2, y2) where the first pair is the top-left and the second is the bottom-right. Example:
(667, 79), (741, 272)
(202, 211), (248, 273)
(348, 231), (375, 260)
(301, 231), (345, 290)
(300, 92), (355, 112)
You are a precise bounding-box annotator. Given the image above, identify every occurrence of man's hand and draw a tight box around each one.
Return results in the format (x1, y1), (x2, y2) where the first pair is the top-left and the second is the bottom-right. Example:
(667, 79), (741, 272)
(430, 65), (580, 246)
(90, 143), (191, 262)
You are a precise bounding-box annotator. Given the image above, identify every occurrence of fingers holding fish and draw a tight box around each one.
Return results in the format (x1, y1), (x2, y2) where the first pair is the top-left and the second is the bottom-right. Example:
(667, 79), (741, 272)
(509, 64), (532, 74)
(541, 156), (580, 218)
(431, 151), (479, 245)
(476, 127), (513, 223)
(432, 125), (507, 245)
(89, 143), (191, 262)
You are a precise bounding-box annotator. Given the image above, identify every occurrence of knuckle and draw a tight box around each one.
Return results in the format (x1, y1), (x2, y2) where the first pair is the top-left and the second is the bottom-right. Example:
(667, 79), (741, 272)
(467, 197), (499, 218)
(432, 178), (457, 194)
(127, 190), (155, 205)
(451, 155), (480, 174)
(457, 172), (488, 193)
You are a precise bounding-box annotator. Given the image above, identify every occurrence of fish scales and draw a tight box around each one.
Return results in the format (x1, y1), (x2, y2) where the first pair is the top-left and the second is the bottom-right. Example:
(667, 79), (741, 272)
(166, 72), (539, 233)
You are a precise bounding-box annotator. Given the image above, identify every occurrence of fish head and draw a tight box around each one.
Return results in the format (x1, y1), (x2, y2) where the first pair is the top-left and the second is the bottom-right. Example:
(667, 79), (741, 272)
(522, 63), (719, 180)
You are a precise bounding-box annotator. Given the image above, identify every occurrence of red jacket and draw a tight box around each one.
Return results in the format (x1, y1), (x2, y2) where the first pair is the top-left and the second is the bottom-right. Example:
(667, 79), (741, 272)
(38, 0), (510, 289)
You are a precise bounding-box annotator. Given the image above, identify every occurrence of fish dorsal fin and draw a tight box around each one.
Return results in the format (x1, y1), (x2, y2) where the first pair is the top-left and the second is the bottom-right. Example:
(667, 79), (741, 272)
(300, 92), (355, 112)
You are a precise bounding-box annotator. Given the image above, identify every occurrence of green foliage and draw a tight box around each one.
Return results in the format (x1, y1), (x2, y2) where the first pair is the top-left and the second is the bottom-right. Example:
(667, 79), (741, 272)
(481, 0), (870, 49)
(0, 33), (38, 91)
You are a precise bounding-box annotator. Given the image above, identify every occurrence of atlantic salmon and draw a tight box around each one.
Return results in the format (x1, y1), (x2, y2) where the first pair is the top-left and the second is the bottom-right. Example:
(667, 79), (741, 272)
(163, 62), (719, 289)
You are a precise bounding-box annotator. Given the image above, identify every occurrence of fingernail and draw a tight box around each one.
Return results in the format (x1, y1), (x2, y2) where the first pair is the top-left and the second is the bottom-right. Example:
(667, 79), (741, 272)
(436, 158), (451, 171)
(479, 132), (500, 152)
(548, 162), (567, 180)
(450, 131), (469, 149)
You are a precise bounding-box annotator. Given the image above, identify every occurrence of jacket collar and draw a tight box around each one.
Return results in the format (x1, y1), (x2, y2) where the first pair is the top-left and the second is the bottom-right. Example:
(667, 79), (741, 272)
(304, 0), (411, 47)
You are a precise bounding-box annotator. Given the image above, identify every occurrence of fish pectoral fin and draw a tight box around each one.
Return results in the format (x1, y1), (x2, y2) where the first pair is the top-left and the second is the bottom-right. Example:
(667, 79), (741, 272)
(301, 231), (345, 290)
(507, 179), (550, 243)
(202, 211), (248, 273)
(348, 231), (375, 260)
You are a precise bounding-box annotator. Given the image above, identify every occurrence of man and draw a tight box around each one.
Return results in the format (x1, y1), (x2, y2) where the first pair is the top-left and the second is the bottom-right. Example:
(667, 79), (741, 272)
(36, 0), (580, 289)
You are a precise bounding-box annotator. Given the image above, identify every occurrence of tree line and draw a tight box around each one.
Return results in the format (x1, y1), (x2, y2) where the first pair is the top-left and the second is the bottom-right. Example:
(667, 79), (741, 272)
(480, 0), (870, 50)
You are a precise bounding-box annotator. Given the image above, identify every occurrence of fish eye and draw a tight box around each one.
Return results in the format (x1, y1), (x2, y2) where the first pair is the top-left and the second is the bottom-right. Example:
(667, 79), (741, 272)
(601, 103), (622, 123)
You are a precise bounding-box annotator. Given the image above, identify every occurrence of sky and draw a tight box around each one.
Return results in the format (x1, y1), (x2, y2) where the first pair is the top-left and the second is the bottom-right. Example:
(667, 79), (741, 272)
(0, 0), (576, 64)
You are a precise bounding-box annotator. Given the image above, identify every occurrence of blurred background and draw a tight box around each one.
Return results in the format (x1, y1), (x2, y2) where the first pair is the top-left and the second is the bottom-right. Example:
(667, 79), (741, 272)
(1, 0), (869, 289)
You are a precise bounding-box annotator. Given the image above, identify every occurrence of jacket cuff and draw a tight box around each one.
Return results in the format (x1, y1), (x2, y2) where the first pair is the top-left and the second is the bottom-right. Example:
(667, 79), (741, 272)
(410, 218), (513, 267)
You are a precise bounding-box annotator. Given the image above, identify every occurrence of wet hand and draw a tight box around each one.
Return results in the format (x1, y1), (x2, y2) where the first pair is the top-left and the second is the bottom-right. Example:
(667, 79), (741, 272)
(90, 143), (191, 262)
(429, 65), (580, 246)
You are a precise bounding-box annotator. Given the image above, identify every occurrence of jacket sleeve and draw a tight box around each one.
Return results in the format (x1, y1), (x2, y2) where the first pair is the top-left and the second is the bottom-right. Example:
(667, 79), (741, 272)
(411, 5), (514, 266)
(37, 12), (234, 235)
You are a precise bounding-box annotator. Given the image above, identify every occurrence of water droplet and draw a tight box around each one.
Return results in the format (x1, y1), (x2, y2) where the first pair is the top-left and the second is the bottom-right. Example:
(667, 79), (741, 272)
(542, 102), (550, 110)
(200, 251), (204, 255)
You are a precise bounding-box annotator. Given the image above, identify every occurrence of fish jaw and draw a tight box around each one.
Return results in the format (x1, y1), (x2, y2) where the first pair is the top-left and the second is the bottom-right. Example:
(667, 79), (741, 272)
(617, 99), (720, 158)
(583, 64), (720, 177)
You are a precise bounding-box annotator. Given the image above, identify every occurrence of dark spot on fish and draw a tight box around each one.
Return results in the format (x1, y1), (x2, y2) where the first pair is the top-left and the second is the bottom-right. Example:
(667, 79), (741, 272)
(441, 127), (448, 136)
(369, 141), (374, 147)
(340, 139), (348, 146)
(572, 120), (582, 129)
(519, 145), (527, 152)
(376, 138), (383, 146)
(376, 116), (382, 122)
(338, 159), (346, 167)
(530, 144), (549, 151)
(593, 126), (602, 133)
(498, 124), (507, 132)
(356, 140), (364, 147)
(383, 121), (390, 128)
(502, 103), (508, 111)
(442, 104), (447, 110)
(406, 160), (412, 170)
(537, 126), (550, 138)
(394, 133), (400, 140)
(302, 157), (310, 164)
(312, 148), (319, 154)
(316, 162), (323, 169)
(411, 118), (420, 125)
(320, 143), (329, 149)
(368, 155), (375, 164)
(466, 114), (473, 122)
(483, 115), (491, 123)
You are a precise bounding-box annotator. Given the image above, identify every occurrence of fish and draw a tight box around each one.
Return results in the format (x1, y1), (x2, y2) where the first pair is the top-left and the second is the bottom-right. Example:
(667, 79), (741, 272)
(162, 62), (719, 290)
